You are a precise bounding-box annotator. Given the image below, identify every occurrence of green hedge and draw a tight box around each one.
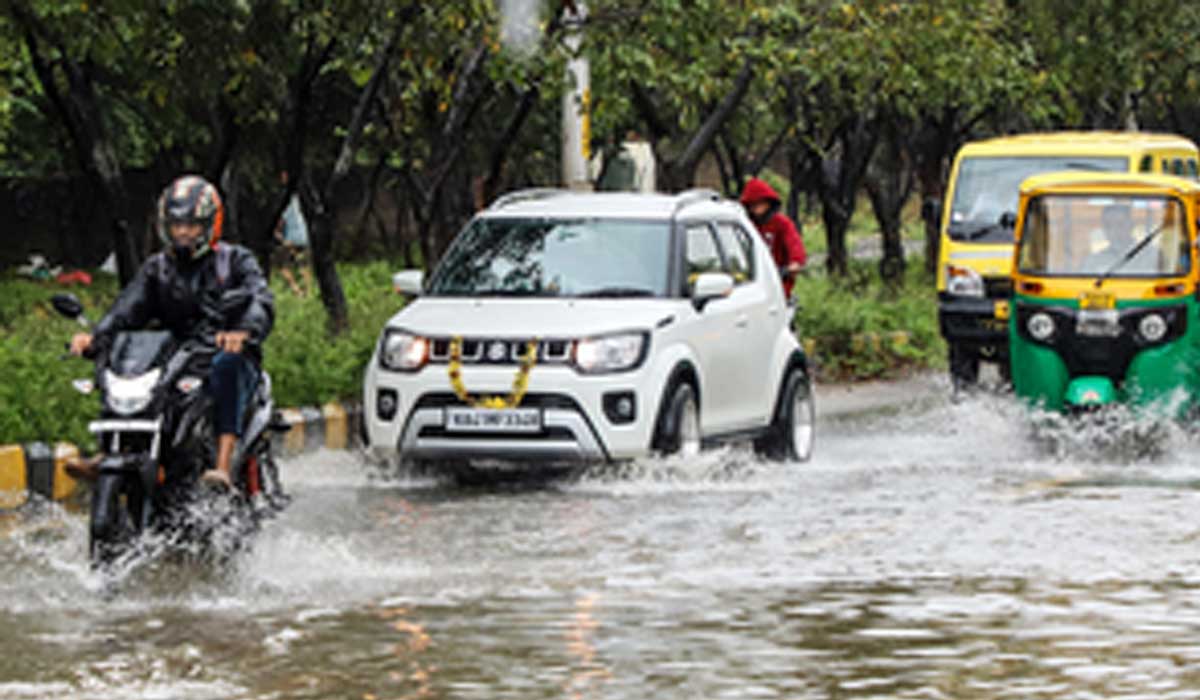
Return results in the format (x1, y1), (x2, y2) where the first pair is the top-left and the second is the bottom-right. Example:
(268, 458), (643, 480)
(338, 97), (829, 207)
(793, 259), (946, 381)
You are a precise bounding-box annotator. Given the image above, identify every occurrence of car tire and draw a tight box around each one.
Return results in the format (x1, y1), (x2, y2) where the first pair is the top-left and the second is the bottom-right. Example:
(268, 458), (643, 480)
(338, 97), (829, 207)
(949, 344), (980, 393)
(755, 367), (815, 462)
(653, 382), (701, 458)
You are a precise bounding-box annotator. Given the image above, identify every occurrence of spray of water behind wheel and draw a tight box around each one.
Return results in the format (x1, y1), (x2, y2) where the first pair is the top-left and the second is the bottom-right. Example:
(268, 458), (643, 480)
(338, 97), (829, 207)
(1028, 403), (1186, 463)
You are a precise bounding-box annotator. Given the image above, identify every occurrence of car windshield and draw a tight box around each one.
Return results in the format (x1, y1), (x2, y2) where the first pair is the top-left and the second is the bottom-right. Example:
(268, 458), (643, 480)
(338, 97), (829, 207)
(427, 218), (671, 297)
(949, 156), (1127, 243)
(1017, 194), (1191, 277)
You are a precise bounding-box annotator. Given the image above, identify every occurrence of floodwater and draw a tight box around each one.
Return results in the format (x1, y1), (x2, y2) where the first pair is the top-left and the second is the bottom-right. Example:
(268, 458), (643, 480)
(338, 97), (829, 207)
(4, 379), (1200, 699)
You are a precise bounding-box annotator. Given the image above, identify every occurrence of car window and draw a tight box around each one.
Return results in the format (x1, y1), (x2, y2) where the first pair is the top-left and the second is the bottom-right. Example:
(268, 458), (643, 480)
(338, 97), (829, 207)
(1162, 158), (1170, 174)
(1173, 158), (1186, 176)
(1189, 159), (1199, 179)
(1139, 155), (1153, 173)
(685, 223), (724, 284)
(714, 222), (755, 284)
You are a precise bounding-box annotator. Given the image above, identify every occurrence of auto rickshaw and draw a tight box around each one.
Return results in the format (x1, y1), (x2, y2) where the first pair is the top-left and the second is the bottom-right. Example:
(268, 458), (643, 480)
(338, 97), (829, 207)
(1009, 172), (1200, 414)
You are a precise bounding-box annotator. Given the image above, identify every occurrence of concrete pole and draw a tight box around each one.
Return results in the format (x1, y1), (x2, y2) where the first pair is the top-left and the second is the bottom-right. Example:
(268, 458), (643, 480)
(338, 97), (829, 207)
(562, 1), (592, 191)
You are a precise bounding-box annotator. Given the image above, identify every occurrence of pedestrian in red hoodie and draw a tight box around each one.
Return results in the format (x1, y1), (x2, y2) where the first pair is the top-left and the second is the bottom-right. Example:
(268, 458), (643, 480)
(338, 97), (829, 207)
(740, 177), (806, 299)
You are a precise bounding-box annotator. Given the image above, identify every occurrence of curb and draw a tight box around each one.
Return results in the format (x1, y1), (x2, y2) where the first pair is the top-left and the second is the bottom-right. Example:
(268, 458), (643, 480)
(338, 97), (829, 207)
(0, 443), (82, 507)
(0, 401), (365, 506)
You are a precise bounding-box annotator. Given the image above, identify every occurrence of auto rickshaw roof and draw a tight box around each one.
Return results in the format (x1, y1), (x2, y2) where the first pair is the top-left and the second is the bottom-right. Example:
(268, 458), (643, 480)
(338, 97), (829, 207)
(960, 131), (1197, 157)
(1019, 171), (1200, 198)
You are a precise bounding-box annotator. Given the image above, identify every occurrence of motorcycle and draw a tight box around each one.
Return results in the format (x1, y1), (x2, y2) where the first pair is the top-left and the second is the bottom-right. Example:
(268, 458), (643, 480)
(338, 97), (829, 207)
(51, 292), (288, 567)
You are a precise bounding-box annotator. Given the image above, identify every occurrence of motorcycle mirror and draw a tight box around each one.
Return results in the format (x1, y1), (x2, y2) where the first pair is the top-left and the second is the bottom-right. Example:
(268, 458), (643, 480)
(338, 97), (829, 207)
(51, 293), (84, 319)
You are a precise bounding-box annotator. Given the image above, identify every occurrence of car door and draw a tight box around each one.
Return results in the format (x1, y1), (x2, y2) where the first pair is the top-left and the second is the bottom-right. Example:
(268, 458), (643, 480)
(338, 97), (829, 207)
(683, 221), (741, 432)
(713, 220), (777, 428)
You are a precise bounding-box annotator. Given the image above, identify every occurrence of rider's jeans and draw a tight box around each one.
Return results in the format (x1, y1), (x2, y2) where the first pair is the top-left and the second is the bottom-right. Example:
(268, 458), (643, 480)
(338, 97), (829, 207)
(209, 352), (258, 437)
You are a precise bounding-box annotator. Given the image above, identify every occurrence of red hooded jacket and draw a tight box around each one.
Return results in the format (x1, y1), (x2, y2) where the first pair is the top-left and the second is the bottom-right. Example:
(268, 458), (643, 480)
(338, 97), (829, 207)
(739, 178), (806, 297)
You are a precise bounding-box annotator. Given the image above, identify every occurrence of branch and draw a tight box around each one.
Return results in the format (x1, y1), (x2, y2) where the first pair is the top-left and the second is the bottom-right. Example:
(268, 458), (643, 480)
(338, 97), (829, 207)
(674, 58), (755, 181)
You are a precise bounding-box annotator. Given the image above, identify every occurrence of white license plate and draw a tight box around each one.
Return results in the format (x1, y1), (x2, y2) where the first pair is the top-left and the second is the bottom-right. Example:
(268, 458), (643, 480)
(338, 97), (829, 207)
(444, 407), (542, 433)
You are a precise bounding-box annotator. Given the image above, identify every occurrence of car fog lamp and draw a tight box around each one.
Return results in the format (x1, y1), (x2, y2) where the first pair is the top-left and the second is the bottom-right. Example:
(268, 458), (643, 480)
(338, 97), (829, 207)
(377, 388), (399, 421)
(1139, 313), (1168, 343)
(1027, 312), (1055, 342)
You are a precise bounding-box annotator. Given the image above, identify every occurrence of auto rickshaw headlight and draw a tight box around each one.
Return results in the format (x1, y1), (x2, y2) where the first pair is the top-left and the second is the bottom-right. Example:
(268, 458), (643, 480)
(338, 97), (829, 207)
(946, 265), (985, 298)
(1138, 313), (1168, 343)
(1027, 312), (1055, 342)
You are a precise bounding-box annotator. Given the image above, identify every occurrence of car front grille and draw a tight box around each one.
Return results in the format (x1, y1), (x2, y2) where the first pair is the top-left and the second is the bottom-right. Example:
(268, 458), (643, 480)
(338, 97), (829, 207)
(427, 337), (573, 366)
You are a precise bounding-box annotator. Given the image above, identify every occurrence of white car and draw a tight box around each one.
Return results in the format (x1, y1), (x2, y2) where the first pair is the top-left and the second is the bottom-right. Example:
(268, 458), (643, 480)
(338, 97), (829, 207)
(362, 189), (815, 472)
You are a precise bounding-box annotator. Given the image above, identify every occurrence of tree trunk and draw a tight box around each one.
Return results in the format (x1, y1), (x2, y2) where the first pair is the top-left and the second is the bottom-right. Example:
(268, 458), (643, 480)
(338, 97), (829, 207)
(814, 118), (877, 277)
(866, 118), (914, 283)
(13, 9), (140, 283)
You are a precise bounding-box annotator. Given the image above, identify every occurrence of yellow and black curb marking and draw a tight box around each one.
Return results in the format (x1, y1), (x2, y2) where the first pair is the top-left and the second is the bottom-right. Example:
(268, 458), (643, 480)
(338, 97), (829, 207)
(0, 442), (83, 508)
(273, 401), (366, 457)
(0, 401), (364, 506)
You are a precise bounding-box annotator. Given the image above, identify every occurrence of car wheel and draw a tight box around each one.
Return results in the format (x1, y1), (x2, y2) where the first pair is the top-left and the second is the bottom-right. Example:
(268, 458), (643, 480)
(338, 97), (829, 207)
(654, 382), (701, 458)
(949, 344), (980, 393)
(755, 368), (815, 462)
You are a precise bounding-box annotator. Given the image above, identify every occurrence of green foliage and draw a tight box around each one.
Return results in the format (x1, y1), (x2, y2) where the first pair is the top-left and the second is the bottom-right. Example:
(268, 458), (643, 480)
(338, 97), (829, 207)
(263, 261), (403, 408)
(0, 263), (401, 446)
(794, 259), (945, 381)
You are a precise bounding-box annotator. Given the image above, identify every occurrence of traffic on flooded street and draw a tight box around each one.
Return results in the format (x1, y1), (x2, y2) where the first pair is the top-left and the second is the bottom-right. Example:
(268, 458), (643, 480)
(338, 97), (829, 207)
(4, 382), (1200, 699)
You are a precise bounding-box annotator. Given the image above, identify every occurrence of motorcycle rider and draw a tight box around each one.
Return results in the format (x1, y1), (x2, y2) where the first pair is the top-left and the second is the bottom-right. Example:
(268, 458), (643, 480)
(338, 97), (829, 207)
(70, 175), (275, 489)
(740, 177), (806, 299)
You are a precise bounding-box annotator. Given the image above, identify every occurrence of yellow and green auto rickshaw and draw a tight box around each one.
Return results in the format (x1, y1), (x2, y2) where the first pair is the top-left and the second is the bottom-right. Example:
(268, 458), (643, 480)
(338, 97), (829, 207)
(1009, 172), (1200, 414)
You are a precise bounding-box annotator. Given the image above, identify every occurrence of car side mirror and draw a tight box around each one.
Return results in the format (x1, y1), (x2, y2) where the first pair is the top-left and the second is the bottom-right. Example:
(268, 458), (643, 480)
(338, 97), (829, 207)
(691, 272), (734, 311)
(393, 270), (424, 296)
(999, 211), (1017, 229)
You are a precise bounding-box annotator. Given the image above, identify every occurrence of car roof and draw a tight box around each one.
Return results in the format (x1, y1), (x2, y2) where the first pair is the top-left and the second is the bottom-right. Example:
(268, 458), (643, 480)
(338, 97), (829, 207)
(480, 189), (743, 220)
(959, 131), (1198, 157)
(1019, 171), (1200, 196)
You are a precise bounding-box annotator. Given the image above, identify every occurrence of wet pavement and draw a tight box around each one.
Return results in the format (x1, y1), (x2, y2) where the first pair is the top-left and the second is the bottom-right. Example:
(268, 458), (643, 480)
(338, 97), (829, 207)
(4, 377), (1200, 699)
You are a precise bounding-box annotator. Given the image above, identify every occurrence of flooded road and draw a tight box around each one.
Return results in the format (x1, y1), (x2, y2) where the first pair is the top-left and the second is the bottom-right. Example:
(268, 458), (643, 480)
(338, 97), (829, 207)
(5, 379), (1200, 699)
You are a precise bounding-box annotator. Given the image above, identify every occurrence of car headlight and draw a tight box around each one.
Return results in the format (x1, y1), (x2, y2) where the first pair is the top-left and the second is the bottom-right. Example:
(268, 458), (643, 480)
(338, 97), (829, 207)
(1139, 313), (1168, 343)
(573, 332), (648, 374)
(946, 265), (985, 298)
(1027, 312), (1056, 342)
(379, 329), (429, 371)
(104, 368), (160, 416)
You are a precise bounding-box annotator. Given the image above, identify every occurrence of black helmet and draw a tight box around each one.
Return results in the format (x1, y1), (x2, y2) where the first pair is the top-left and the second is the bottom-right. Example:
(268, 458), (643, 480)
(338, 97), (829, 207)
(157, 175), (224, 259)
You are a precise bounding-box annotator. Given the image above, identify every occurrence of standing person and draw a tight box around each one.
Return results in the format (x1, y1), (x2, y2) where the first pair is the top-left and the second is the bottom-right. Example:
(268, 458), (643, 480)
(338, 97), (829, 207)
(274, 171), (312, 297)
(70, 175), (275, 488)
(740, 177), (806, 299)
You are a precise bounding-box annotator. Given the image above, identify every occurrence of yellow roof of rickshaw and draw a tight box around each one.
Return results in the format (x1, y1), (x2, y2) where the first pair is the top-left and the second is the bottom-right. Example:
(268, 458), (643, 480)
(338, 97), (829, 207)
(959, 131), (1198, 157)
(1018, 171), (1200, 197)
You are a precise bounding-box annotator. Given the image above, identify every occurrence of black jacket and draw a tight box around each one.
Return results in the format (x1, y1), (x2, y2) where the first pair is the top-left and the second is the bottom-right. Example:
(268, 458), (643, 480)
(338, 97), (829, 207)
(93, 244), (275, 364)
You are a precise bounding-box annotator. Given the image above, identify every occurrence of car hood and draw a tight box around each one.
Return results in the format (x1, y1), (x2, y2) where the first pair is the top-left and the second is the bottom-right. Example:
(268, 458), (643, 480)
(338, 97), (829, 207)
(384, 297), (684, 338)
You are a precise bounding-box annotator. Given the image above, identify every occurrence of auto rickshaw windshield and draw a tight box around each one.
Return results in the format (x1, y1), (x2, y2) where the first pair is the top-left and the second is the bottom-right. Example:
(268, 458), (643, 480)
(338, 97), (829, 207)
(1017, 194), (1192, 277)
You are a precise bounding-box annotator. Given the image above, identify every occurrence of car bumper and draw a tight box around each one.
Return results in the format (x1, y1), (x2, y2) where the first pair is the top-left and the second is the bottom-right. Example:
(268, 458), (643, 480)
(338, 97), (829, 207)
(938, 294), (1010, 347)
(363, 360), (659, 465)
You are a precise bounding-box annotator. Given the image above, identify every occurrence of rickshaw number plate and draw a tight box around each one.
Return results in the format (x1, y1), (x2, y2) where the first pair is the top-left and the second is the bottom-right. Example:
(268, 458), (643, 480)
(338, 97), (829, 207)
(993, 300), (1011, 320)
(1080, 291), (1116, 310)
(1076, 309), (1121, 337)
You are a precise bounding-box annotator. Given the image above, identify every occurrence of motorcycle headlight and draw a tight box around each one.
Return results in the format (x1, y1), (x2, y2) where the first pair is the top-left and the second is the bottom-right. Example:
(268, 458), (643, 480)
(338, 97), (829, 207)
(104, 368), (161, 416)
(574, 332), (648, 374)
(1139, 313), (1168, 343)
(1027, 312), (1056, 342)
(379, 329), (429, 372)
(946, 265), (985, 298)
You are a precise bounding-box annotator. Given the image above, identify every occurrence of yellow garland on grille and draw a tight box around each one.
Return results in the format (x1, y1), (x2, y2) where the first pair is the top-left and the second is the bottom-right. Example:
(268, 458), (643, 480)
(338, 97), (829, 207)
(447, 337), (539, 409)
